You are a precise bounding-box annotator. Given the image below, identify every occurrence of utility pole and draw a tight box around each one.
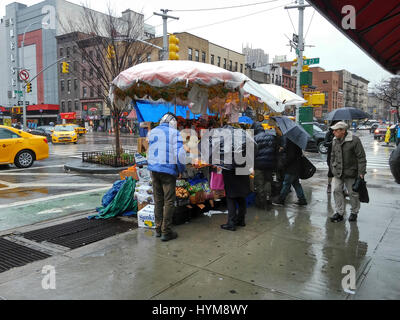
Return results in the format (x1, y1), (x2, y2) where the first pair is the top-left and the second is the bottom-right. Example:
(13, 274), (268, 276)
(154, 9), (179, 60)
(285, 0), (311, 123)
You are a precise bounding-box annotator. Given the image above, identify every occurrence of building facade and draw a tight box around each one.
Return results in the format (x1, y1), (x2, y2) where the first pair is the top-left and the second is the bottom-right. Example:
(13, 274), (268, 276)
(335, 69), (369, 112)
(242, 45), (269, 69)
(367, 92), (389, 120)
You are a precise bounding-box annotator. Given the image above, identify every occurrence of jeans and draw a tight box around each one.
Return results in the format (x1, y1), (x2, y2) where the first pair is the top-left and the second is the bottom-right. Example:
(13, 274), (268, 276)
(279, 173), (306, 202)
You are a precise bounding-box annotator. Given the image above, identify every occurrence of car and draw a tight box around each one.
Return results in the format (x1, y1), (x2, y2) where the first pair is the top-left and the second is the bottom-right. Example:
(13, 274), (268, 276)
(305, 124), (328, 154)
(29, 126), (53, 141)
(0, 125), (49, 168)
(374, 125), (388, 141)
(69, 124), (87, 136)
(369, 123), (379, 133)
(52, 124), (78, 144)
(313, 122), (328, 131)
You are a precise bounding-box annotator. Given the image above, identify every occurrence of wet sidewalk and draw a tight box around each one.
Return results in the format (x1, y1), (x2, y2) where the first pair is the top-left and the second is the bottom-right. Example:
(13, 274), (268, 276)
(0, 168), (399, 300)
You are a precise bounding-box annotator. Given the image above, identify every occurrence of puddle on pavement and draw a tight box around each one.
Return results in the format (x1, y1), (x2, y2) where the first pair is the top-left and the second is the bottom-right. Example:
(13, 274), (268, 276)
(0, 187), (49, 199)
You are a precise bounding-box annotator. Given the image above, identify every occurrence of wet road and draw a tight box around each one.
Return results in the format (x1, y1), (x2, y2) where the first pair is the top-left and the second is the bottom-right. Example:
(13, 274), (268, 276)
(0, 133), (137, 231)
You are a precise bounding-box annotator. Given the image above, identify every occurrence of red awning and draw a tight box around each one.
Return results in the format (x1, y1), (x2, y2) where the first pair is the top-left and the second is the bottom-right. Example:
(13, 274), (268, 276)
(0, 106), (6, 112)
(307, 0), (400, 74)
(60, 112), (76, 120)
(127, 109), (137, 120)
(27, 104), (59, 111)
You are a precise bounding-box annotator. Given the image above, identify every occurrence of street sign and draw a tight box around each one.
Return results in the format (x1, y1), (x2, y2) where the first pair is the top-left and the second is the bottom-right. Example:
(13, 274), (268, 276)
(303, 58), (320, 65)
(19, 69), (30, 81)
(14, 90), (22, 94)
(293, 33), (299, 43)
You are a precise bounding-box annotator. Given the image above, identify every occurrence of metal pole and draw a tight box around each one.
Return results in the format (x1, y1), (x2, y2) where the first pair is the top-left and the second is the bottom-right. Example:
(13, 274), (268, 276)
(296, 0), (305, 123)
(154, 10), (179, 61)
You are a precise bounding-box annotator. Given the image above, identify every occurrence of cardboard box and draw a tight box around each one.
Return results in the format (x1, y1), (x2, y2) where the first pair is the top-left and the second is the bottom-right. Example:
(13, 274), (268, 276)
(137, 137), (149, 153)
(137, 204), (155, 229)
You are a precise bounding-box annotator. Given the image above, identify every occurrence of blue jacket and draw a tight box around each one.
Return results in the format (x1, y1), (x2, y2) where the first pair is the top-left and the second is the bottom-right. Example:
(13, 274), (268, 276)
(147, 123), (186, 176)
(253, 123), (278, 170)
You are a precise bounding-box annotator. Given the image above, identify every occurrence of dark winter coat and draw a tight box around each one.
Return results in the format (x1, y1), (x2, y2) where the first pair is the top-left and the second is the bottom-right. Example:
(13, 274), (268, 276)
(282, 138), (303, 175)
(222, 169), (251, 198)
(324, 129), (334, 166)
(331, 131), (367, 178)
(253, 123), (278, 170)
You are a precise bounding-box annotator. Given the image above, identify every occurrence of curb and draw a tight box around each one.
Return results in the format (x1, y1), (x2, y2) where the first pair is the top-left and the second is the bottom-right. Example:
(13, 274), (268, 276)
(64, 164), (129, 174)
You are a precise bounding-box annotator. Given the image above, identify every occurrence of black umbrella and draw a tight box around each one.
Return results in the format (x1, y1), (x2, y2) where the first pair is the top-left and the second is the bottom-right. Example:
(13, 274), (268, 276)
(324, 107), (370, 121)
(272, 116), (311, 150)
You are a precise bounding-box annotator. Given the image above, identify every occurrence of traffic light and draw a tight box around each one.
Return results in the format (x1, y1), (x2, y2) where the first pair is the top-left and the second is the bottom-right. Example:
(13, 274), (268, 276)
(292, 58), (298, 66)
(62, 61), (69, 73)
(168, 34), (180, 60)
(107, 45), (115, 59)
(26, 82), (32, 93)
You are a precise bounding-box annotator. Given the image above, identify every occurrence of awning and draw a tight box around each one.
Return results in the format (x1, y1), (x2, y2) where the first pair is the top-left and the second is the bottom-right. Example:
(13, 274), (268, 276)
(27, 104), (59, 111)
(307, 0), (400, 74)
(127, 109), (137, 120)
(60, 112), (76, 120)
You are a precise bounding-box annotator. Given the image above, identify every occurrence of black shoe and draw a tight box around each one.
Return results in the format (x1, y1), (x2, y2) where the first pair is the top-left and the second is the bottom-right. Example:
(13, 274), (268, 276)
(266, 199), (272, 206)
(272, 197), (284, 206)
(161, 231), (178, 241)
(220, 224), (236, 231)
(330, 213), (344, 223)
(235, 221), (246, 227)
(349, 214), (358, 222)
(295, 200), (307, 206)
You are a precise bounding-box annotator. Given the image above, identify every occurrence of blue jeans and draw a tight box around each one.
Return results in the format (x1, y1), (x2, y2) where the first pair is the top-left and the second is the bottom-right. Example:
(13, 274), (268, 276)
(279, 174), (306, 202)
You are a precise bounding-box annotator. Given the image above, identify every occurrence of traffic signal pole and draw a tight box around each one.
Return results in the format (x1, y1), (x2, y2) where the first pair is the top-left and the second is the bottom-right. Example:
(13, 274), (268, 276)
(154, 9), (179, 61)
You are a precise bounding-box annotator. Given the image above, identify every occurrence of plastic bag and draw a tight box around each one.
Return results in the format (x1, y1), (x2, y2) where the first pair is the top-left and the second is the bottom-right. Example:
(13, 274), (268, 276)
(210, 172), (224, 190)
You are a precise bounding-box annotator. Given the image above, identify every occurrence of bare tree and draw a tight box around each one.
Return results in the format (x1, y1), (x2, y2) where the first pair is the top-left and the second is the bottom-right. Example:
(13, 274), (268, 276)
(375, 77), (400, 122)
(59, 3), (155, 157)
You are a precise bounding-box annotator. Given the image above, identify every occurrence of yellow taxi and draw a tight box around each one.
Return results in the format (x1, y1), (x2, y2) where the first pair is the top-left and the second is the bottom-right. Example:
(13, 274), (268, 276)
(0, 125), (49, 168)
(52, 124), (78, 144)
(70, 124), (87, 136)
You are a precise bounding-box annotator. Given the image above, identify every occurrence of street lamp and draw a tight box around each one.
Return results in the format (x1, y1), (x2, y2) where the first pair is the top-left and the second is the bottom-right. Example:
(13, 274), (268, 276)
(21, 21), (48, 130)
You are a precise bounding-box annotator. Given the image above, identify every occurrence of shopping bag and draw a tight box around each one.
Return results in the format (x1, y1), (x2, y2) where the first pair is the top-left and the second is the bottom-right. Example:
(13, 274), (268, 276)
(210, 172), (225, 190)
(299, 156), (316, 180)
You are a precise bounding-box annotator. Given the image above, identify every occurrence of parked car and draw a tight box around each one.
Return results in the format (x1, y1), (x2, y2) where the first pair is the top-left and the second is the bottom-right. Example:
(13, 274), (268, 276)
(369, 123), (379, 133)
(374, 125), (388, 141)
(29, 126), (53, 141)
(0, 125), (49, 168)
(313, 122), (328, 131)
(306, 124), (328, 154)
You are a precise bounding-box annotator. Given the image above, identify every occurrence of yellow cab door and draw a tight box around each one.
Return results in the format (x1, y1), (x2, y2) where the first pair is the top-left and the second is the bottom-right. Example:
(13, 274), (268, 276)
(0, 127), (24, 163)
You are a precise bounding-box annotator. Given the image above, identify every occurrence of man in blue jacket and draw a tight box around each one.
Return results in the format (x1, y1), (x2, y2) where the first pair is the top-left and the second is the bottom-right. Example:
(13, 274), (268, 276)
(148, 113), (186, 241)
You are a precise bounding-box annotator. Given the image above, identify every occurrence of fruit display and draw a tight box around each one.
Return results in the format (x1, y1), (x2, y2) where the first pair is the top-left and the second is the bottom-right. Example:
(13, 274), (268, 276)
(176, 187), (190, 199)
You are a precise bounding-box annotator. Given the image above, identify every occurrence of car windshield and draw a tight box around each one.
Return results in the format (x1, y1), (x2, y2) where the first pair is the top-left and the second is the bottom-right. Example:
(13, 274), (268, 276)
(55, 126), (75, 132)
(313, 125), (323, 132)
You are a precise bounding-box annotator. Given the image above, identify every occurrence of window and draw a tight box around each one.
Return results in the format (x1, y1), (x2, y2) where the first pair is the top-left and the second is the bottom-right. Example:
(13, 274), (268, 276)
(89, 51), (93, 59)
(0, 128), (20, 139)
(60, 63), (63, 74)
(195, 50), (199, 61)
(188, 48), (192, 60)
(223, 58), (227, 69)
(74, 79), (78, 90)
(272, 74), (274, 83)
(83, 87), (87, 98)
(89, 68), (93, 77)
(74, 100), (79, 110)
(323, 80), (328, 84)
(128, 55), (132, 66)
(90, 87), (94, 98)
(73, 61), (78, 72)
(82, 69), (86, 80)
(240, 64), (243, 73)
(61, 101), (65, 112)
(97, 71), (101, 80)
(97, 85), (102, 97)
(229, 60), (232, 71)
(97, 52), (100, 61)
(235, 62), (238, 72)
(67, 100), (72, 112)
(202, 51), (206, 63)
(211, 54), (214, 65)
(67, 80), (71, 92)
(147, 53), (151, 62)
(217, 56), (221, 67)
(66, 47), (70, 58)
(60, 48), (63, 57)
(73, 46), (77, 54)
(82, 54), (86, 64)
(60, 80), (65, 92)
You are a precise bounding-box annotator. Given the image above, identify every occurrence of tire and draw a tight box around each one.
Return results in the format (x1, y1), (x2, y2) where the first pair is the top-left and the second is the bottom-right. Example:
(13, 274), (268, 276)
(15, 150), (35, 168)
(318, 141), (328, 154)
(73, 141), (78, 144)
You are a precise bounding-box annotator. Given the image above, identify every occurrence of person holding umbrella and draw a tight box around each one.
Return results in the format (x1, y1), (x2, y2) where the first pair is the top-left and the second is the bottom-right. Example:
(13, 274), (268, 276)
(329, 122), (367, 223)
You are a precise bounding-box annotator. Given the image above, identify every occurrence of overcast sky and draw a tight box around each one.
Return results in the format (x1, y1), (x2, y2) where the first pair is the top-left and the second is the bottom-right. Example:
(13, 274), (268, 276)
(1, 0), (394, 89)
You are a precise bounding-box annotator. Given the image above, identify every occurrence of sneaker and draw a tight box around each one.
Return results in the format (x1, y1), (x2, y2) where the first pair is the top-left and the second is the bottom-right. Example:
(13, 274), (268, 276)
(272, 197), (284, 206)
(295, 200), (307, 206)
(330, 213), (344, 223)
(349, 214), (358, 222)
(161, 231), (178, 242)
(327, 184), (332, 193)
(220, 224), (236, 231)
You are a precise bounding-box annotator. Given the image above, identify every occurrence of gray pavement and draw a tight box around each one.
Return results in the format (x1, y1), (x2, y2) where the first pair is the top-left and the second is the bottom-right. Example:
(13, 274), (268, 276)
(0, 130), (399, 300)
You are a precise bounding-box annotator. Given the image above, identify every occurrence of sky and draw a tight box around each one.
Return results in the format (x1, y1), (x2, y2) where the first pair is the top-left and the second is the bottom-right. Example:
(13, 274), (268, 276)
(1, 0), (394, 89)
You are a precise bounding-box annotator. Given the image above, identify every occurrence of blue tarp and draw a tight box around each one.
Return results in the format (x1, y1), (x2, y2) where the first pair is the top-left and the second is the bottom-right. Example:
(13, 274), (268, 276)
(238, 116), (253, 124)
(134, 100), (215, 123)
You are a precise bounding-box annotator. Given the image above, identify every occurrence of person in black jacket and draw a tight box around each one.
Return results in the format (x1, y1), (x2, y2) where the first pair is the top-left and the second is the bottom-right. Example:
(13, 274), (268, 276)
(324, 127), (335, 193)
(252, 122), (279, 208)
(272, 137), (307, 206)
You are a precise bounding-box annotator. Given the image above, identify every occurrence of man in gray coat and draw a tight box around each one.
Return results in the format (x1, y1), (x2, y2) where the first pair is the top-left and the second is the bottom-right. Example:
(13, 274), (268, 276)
(330, 121), (367, 223)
